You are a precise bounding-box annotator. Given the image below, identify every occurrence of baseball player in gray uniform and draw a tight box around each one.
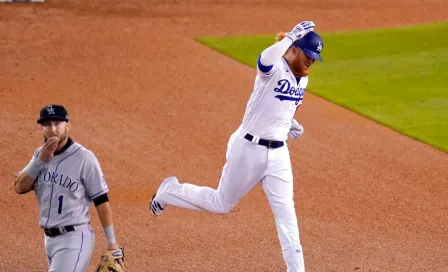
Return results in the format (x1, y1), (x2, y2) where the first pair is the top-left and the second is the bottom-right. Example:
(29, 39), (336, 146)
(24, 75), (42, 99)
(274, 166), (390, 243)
(14, 104), (124, 272)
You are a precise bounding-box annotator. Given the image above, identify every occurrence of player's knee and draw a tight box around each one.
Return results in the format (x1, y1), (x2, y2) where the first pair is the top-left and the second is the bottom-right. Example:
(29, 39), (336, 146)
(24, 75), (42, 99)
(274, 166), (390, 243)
(221, 204), (234, 214)
(215, 202), (233, 214)
(211, 192), (234, 214)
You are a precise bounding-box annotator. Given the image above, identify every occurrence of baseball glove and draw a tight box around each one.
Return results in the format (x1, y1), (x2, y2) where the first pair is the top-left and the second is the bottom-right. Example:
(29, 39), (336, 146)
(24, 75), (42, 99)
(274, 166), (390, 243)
(96, 247), (125, 272)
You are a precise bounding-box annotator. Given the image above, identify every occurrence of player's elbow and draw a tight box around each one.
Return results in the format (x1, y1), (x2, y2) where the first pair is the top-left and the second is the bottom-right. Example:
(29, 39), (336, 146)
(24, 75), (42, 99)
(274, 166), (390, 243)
(14, 176), (32, 195)
(215, 203), (234, 215)
(257, 55), (273, 73)
(15, 183), (30, 194)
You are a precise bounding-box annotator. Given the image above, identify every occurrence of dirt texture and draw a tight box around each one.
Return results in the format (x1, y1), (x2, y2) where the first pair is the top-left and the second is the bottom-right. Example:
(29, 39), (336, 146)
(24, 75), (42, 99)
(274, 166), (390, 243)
(1, 0), (447, 271)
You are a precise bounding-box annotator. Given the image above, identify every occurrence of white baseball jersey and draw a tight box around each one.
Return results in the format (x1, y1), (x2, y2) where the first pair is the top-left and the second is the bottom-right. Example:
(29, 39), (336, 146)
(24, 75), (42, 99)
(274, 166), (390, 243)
(30, 138), (109, 229)
(241, 57), (308, 141)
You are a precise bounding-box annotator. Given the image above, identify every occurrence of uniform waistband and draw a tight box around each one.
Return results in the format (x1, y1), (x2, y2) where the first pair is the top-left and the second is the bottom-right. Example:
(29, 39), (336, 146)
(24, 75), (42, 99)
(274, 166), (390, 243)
(244, 133), (285, 149)
(238, 126), (286, 149)
(44, 223), (91, 237)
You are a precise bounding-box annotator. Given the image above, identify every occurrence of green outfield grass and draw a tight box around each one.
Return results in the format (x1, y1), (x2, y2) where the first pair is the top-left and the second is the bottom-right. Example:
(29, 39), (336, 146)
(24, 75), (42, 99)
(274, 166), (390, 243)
(195, 22), (448, 153)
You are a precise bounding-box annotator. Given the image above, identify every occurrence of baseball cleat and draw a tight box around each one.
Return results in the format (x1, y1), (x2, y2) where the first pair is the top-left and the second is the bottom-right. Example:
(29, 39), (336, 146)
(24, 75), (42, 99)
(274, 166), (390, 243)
(150, 193), (165, 215)
(149, 176), (178, 215)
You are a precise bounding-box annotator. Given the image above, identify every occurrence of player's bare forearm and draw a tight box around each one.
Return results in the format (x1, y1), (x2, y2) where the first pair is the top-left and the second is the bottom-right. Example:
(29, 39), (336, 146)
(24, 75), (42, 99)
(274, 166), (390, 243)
(96, 201), (114, 227)
(14, 171), (35, 194)
(96, 201), (120, 249)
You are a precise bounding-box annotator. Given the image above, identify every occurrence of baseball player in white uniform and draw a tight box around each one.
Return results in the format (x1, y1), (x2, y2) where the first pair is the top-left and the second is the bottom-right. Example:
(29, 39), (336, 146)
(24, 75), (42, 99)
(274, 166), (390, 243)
(14, 104), (124, 272)
(150, 21), (324, 271)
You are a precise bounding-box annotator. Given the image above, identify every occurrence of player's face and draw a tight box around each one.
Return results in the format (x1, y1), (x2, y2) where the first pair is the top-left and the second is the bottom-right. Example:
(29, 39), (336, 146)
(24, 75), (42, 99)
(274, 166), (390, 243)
(41, 120), (70, 144)
(291, 47), (315, 77)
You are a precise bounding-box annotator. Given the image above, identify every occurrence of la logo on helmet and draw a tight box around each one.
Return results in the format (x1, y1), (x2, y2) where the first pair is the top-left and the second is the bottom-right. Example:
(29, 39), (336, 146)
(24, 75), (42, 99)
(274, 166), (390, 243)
(317, 42), (323, 52)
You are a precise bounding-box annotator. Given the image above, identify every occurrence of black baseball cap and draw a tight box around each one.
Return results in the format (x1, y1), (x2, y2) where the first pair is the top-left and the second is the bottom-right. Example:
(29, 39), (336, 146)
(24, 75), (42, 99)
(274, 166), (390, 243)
(37, 104), (69, 124)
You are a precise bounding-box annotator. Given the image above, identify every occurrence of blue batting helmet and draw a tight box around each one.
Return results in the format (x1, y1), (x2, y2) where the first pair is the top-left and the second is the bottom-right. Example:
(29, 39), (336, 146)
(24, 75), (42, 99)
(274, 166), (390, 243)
(292, 31), (324, 62)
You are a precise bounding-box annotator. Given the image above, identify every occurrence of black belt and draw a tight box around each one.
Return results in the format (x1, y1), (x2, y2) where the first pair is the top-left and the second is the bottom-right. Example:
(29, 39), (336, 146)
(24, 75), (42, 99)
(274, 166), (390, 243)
(244, 134), (285, 149)
(44, 225), (75, 237)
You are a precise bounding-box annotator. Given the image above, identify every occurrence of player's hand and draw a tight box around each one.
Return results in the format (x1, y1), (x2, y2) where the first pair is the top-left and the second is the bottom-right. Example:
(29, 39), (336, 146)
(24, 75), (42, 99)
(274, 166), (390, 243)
(288, 119), (304, 139)
(107, 242), (119, 250)
(107, 243), (124, 266)
(286, 21), (315, 42)
(39, 136), (59, 161)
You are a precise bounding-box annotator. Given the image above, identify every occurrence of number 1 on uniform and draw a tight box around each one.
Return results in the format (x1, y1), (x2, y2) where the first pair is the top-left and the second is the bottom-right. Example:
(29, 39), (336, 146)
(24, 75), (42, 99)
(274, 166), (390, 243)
(57, 195), (64, 214)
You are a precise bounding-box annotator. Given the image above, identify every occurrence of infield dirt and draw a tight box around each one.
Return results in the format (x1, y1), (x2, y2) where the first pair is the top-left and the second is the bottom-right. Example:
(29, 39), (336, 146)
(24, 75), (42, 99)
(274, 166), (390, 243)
(1, 1), (447, 271)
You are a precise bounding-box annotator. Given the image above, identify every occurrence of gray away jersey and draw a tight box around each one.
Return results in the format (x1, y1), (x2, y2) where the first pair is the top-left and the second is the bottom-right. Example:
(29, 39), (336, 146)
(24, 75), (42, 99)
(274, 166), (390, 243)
(29, 141), (109, 229)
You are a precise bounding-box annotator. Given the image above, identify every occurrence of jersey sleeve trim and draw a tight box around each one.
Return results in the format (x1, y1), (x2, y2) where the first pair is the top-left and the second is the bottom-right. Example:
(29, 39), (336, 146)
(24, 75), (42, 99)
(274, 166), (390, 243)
(93, 193), (109, 206)
(89, 187), (109, 200)
(257, 55), (274, 73)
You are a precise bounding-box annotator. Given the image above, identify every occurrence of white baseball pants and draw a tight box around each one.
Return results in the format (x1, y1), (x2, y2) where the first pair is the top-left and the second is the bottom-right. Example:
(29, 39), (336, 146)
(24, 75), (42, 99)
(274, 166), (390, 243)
(157, 126), (305, 271)
(44, 223), (95, 272)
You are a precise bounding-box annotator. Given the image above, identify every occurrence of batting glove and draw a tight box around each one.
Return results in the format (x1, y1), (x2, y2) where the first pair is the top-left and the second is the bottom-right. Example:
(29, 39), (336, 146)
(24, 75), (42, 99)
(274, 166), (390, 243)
(288, 119), (304, 139)
(286, 21), (315, 43)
